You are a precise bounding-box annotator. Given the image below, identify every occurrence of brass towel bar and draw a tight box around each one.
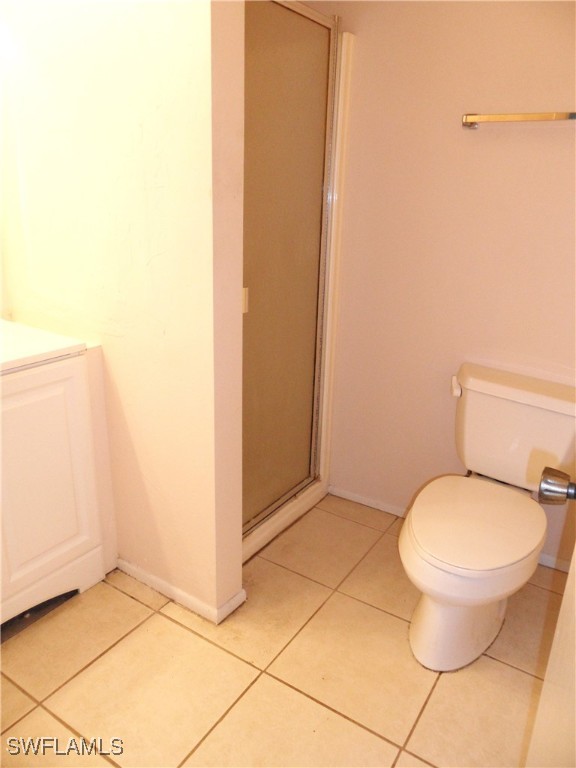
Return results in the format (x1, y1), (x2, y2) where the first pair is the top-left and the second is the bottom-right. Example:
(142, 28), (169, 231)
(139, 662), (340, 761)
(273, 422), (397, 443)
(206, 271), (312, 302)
(462, 112), (576, 129)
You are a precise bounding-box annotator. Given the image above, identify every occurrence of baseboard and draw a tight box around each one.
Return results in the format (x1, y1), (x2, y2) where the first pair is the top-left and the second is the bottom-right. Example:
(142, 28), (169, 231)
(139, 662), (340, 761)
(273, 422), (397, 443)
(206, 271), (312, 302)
(538, 552), (571, 574)
(327, 486), (406, 517)
(116, 559), (246, 624)
(242, 479), (330, 562)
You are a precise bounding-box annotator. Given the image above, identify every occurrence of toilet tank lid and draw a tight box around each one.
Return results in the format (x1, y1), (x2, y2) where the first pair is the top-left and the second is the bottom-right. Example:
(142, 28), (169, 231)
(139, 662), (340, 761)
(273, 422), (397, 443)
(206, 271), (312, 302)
(458, 363), (575, 417)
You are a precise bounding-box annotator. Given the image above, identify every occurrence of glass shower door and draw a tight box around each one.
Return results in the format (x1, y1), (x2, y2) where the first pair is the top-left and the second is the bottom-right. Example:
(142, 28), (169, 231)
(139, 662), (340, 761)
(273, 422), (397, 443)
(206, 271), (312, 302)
(242, 1), (337, 532)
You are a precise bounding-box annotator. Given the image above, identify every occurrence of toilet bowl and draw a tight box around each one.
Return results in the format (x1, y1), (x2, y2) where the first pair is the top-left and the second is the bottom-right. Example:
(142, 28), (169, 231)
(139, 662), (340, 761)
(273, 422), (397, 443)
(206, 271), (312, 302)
(399, 474), (547, 671)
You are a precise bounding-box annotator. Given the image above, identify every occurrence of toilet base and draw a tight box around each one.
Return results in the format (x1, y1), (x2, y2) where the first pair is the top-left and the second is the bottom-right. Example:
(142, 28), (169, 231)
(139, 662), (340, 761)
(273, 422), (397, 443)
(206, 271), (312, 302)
(409, 594), (507, 671)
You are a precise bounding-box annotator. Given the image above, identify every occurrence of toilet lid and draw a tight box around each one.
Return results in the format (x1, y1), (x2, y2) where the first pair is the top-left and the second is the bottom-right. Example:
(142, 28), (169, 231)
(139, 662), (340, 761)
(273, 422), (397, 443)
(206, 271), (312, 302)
(409, 476), (547, 571)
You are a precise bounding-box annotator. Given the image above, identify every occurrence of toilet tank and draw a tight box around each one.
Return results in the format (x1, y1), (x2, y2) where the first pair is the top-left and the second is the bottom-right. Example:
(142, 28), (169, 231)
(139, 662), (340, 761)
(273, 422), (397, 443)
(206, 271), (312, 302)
(454, 363), (576, 492)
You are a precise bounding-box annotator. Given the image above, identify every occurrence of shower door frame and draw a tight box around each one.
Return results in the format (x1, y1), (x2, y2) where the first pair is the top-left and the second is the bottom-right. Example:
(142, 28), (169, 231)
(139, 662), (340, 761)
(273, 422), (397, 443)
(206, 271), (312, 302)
(242, 10), (353, 557)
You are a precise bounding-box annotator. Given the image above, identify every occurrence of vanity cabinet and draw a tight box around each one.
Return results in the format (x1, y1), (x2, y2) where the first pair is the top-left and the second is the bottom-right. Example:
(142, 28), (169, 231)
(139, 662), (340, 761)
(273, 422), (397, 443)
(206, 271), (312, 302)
(1, 323), (105, 623)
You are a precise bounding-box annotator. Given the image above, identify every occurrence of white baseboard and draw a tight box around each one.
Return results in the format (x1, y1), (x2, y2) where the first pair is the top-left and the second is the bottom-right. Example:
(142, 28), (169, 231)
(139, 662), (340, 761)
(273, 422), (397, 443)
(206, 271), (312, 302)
(538, 552), (571, 574)
(116, 559), (246, 624)
(327, 486), (406, 518)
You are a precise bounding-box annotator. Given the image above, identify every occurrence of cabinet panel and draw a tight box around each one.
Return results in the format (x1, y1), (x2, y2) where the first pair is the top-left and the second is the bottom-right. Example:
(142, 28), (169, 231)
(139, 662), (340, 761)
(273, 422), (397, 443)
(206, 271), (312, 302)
(2, 356), (102, 608)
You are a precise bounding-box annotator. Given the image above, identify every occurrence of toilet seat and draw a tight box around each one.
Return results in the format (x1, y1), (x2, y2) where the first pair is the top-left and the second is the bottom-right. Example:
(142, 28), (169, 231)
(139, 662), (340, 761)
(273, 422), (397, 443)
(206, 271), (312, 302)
(409, 475), (547, 573)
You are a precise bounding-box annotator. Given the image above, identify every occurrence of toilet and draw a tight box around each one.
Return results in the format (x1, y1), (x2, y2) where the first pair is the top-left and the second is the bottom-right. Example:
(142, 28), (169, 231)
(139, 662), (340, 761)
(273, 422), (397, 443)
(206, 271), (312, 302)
(399, 363), (575, 672)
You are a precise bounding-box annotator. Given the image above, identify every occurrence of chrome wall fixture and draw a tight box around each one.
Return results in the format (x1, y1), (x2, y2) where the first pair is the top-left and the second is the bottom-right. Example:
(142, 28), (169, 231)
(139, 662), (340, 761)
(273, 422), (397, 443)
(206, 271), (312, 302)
(462, 111), (576, 129)
(538, 467), (576, 504)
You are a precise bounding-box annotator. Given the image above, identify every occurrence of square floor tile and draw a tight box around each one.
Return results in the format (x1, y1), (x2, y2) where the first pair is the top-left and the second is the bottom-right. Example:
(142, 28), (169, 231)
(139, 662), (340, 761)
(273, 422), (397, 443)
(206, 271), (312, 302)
(162, 557), (330, 668)
(1, 582), (152, 700)
(268, 592), (437, 745)
(487, 582), (563, 677)
(105, 569), (170, 610)
(2, 708), (111, 765)
(407, 655), (542, 767)
(44, 613), (258, 768)
(316, 495), (398, 532)
(184, 674), (399, 767)
(260, 508), (382, 587)
(1, 676), (36, 731)
(339, 534), (420, 620)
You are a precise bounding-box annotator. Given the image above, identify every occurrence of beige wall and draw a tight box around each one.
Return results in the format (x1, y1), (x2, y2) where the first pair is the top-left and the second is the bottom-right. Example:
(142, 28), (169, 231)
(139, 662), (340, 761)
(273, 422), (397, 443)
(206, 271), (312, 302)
(311, 1), (575, 567)
(2, 0), (245, 619)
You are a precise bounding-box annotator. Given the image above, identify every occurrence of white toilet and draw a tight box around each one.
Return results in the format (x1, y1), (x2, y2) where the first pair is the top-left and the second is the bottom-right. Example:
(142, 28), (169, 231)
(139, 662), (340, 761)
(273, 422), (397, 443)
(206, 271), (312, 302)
(399, 363), (575, 672)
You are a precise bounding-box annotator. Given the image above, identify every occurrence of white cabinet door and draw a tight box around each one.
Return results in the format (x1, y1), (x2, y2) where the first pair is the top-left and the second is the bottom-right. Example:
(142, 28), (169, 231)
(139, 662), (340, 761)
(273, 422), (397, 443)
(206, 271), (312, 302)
(2, 356), (103, 619)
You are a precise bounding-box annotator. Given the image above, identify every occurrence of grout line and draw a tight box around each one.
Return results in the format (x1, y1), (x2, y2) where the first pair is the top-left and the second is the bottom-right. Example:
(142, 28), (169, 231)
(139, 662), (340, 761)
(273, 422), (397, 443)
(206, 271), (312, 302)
(248, 525), (439, 765)
(2, 584), (155, 717)
(111, 574), (261, 671)
(392, 747), (439, 768)
(103, 573), (171, 612)
(314, 501), (402, 534)
(2, 592), (157, 715)
(0, 688), (120, 767)
(175, 673), (265, 768)
(262, 669), (403, 752)
(1, 673), (45, 731)
(2, 542), (564, 767)
(1, 672), (41, 705)
(255, 552), (340, 590)
(259, 585), (336, 672)
(526, 579), (566, 597)
(38, 611), (155, 703)
(399, 671), (442, 753)
(334, 590), (412, 624)
(157, 610), (263, 672)
(481, 650), (546, 682)
(35, 704), (122, 768)
(103, 576), (268, 670)
(257, 516), (390, 595)
(112, 536), (415, 767)
(332, 530), (387, 591)
(254, 531), (404, 674)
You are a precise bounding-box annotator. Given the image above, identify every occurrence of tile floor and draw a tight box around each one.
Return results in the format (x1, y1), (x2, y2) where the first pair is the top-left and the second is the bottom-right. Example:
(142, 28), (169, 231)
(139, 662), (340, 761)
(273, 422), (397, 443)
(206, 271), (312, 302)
(1, 495), (567, 768)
